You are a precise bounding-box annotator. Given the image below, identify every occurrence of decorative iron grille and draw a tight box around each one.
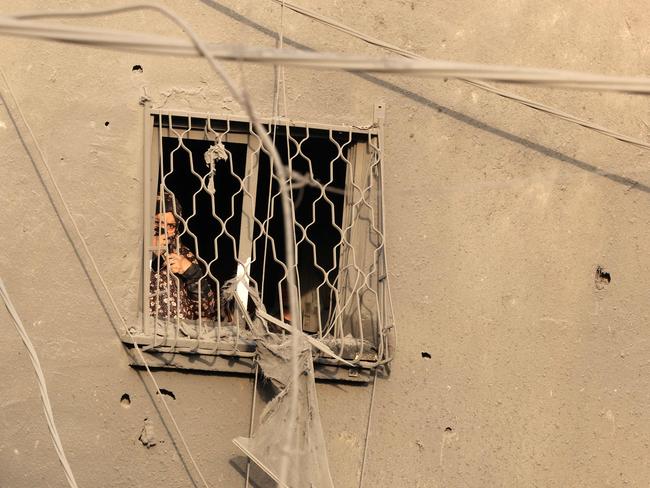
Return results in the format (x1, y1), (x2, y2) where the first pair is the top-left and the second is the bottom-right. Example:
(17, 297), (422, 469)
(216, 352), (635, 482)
(122, 108), (395, 380)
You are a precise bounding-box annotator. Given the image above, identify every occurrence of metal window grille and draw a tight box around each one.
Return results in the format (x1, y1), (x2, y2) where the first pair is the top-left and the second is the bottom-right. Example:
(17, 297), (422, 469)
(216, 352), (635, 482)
(122, 108), (395, 381)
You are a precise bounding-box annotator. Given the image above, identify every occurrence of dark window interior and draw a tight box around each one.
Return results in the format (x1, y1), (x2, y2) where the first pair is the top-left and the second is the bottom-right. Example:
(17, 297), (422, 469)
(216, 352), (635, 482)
(158, 129), (349, 329)
(251, 133), (348, 327)
(159, 137), (247, 286)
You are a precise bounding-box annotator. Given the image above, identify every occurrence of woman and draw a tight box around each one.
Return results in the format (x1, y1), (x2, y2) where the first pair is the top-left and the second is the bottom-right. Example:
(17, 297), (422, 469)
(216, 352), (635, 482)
(149, 193), (217, 322)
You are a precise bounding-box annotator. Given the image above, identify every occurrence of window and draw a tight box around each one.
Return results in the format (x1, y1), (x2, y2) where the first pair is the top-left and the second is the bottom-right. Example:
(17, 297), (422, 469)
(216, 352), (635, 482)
(122, 108), (394, 381)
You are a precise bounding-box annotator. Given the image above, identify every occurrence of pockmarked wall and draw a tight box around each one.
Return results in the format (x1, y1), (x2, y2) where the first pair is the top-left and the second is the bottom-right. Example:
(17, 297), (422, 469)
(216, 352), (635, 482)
(1, 1), (649, 486)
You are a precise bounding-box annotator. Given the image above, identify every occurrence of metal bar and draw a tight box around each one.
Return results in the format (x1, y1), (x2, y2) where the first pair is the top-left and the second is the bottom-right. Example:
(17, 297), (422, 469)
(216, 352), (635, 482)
(152, 116), (164, 342)
(149, 118), (163, 340)
(166, 127), (248, 144)
(287, 124), (302, 328)
(150, 108), (379, 135)
(358, 369), (379, 488)
(137, 109), (391, 373)
(372, 104), (386, 355)
(245, 363), (259, 488)
(259, 123), (278, 302)
(141, 102), (153, 334)
(235, 134), (261, 306)
(123, 334), (256, 354)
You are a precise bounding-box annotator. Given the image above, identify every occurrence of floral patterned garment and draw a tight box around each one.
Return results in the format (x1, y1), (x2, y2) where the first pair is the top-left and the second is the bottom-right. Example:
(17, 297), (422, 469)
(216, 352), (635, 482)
(149, 240), (218, 322)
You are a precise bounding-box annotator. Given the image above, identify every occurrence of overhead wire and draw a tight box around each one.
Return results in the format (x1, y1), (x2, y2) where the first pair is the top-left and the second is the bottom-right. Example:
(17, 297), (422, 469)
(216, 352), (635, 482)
(266, 1), (303, 483)
(0, 8), (646, 152)
(252, 13), (399, 485)
(1, 14), (650, 95)
(244, 364), (260, 488)
(358, 369), (379, 488)
(244, 7), (289, 486)
(0, 278), (80, 488)
(0, 6), (648, 150)
(0, 67), (211, 488)
(2, 3), (305, 486)
(266, 0), (650, 151)
(0, 2), (647, 486)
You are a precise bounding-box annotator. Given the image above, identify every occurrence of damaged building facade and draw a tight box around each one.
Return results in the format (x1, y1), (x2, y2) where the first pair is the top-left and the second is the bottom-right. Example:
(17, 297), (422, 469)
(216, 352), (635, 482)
(2, 1), (650, 487)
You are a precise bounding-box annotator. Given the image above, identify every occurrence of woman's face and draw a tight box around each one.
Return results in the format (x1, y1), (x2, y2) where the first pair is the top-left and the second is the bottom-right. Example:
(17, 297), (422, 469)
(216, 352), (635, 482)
(154, 211), (177, 237)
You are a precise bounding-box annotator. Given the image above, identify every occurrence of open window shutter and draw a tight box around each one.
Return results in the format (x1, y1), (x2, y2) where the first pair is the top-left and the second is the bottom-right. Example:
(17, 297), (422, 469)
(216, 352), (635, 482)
(336, 139), (382, 355)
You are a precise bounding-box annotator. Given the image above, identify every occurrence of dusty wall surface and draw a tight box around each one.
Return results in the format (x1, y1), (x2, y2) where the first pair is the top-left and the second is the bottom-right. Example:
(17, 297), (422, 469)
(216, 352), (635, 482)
(1, 1), (650, 487)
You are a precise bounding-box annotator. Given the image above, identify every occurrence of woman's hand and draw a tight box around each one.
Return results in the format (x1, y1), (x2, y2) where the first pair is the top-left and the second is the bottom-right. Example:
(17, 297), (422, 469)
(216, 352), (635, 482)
(152, 234), (168, 256)
(166, 253), (192, 274)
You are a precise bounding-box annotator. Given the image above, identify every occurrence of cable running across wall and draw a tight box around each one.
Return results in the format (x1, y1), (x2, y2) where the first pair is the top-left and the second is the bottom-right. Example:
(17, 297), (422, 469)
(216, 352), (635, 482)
(1, 5), (648, 151)
(1, 2), (643, 486)
(2, 13), (650, 96)
(0, 278), (80, 488)
(3, 3), (386, 487)
(0, 68), (212, 488)
(265, 0), (650, 151)
(1, 4), (307, 487)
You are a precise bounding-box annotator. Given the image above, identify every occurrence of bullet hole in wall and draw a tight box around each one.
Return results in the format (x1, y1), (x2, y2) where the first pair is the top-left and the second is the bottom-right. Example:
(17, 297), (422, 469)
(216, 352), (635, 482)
(120, 393), (131, 407)
(132, 64), (143, 73)
(421, 351), (431, 359)
(595, 266), (611, 290)
(156, 388), (176, 400)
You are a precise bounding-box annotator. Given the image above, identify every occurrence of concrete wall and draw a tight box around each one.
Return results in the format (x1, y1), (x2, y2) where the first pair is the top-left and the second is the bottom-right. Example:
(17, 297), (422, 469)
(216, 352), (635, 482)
(1, 1), (649, 486)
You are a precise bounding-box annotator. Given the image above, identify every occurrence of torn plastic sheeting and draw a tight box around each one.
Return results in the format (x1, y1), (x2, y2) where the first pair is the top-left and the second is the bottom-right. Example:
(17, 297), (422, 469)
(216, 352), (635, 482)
(233, 334), (335, 488)
(256, 309), (354, 367)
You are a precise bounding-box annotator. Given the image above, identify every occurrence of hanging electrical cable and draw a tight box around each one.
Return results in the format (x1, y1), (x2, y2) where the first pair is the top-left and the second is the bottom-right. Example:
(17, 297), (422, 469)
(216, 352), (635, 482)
(265, 0), (650, 150)
(1, 4), (305, 486)
(0, 278), (80, 488)
(1, 14), (650, 95)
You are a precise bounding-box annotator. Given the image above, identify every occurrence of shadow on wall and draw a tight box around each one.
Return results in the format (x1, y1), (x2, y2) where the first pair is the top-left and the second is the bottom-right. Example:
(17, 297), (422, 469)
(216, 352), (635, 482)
(200, 0), (650, 195)
(230, 456), (277, 488)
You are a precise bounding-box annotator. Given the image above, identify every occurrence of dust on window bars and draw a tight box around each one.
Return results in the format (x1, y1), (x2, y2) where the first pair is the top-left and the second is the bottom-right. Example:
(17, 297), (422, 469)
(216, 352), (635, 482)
(121, 110), (395, 381)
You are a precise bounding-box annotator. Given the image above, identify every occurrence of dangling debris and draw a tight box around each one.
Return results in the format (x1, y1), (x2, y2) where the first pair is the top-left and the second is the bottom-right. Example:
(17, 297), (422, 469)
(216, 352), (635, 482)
(233, 333), (335, 488)
(229, 283), (336, 488)
(203, 141), (228, 195)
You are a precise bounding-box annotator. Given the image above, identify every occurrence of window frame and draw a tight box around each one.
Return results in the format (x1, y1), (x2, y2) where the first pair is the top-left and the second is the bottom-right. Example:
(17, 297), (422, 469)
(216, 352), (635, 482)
(121, 105), (394, 382)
